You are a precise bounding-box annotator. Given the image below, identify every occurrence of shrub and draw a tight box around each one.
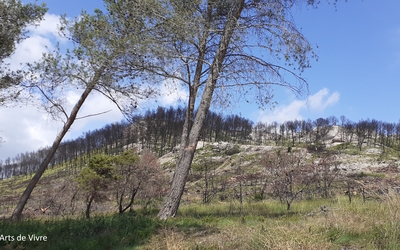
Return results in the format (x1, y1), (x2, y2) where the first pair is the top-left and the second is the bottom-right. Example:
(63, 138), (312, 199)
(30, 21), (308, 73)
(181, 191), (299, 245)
(114, 150), (167, 213)
(75, 154), (115, 218)
(225, 146), (241, 156)
(261, 150), (317, 210)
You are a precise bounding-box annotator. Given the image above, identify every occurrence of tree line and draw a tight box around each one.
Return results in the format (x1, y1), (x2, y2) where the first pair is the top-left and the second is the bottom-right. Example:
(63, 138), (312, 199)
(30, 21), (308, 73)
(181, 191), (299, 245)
(2, 111), (400, 180)
(0, 106), (253, 179)
(254, 116), (400, 152)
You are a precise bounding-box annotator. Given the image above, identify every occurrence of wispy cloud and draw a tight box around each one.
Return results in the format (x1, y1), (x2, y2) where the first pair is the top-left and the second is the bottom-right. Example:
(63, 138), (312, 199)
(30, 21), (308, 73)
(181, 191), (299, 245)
(308, 88), (340, 111)
(157, 78), (189, 106)
(257, 88), (340, 123)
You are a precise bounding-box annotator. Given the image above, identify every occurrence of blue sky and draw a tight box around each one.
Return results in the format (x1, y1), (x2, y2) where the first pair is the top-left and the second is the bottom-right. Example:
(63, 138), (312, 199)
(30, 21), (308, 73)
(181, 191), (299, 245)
(1, 0), (399, 160)
(288, 0), (400, 124)
(245, 0), (400, 125)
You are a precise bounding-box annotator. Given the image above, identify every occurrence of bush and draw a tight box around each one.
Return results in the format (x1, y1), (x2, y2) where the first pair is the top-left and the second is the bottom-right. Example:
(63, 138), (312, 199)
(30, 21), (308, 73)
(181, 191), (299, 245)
(254, 193), (265, 201)
(261, 150), (316, 210)
(225, 146), (241, 156)
(75, 154), (115, 218)
(114, 150), (167, 213)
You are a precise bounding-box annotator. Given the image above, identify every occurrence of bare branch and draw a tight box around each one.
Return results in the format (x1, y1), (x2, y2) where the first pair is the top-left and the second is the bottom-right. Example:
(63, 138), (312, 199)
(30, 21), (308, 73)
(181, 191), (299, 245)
(75, 110), (112, 120)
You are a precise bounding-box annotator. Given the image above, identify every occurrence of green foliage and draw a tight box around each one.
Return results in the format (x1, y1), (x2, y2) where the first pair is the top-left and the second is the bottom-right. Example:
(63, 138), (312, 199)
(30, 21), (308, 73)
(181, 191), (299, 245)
(114, 150), (140, 167)
(0, 0), (47, 90)
(0, 0), (47, 61)
(254, 193), (265, 201)
(76, 154), (115, 192)
(225, 146), (241, 156)
(76, 167), (101, 191)
(89, 154), (114, 177)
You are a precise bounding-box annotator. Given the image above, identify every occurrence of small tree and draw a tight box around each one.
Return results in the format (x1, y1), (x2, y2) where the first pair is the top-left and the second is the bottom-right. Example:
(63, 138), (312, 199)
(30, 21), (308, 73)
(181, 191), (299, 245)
(263, 149), (315, 210)
(114, 150), (140, 214)
(137, 150), (167, 209)
(344, 120), (355, 148)
(76, 154), (114, 219)
(114, 149), (166, 213)
(201, 156), (221, 204)
(315, 156), (340, 198)
(314, 118), (331, 148)
(356, 120), (369, 151)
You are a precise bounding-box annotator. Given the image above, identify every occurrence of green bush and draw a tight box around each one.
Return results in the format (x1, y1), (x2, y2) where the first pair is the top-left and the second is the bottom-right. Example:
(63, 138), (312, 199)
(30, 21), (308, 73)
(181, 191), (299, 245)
(225, 146), (241, 156)
(254, 193), (265, 201)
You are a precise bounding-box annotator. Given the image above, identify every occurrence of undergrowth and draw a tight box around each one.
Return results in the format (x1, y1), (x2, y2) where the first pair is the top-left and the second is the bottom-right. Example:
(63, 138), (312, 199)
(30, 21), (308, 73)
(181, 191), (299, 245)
(0, 210), (160, 250)
(2, 195), (400, 249)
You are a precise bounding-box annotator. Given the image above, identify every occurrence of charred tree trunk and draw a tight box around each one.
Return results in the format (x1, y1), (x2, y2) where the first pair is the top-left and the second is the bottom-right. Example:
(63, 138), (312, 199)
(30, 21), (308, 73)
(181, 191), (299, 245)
(157, 1), (244, 220)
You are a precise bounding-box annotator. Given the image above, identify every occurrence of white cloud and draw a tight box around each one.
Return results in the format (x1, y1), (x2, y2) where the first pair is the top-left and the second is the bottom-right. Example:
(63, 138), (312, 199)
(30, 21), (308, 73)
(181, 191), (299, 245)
(0, 105), (62, 160)
(158, 78), (189, 106)
(257, 88), (340, 124)
(308, 88), (340, 111)
(5, 35), (53, 70)
(0, 89), (125, 161)
(29, 14), (67, 43)
(66, 90), (124, 135)
(0, 13), (129, 161)
(4, 13), (66, 71)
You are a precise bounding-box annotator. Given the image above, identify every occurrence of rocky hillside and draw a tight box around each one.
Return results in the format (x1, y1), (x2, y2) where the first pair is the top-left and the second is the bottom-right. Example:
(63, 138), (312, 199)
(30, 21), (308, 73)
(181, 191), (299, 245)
(1, 131), (400, 220)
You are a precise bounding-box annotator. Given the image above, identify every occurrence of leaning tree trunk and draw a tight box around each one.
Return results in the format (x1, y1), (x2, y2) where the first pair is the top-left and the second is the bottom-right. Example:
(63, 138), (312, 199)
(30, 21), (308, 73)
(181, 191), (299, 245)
(157, 1), (245, 220)
(11, 69), (104, 221)
(85, 194), (95, 219)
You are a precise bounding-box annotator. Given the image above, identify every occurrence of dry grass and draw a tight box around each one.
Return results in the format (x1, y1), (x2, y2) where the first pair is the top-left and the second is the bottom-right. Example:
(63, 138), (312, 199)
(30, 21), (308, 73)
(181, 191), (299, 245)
(139, 194), (400, 250)
(2, 143), (400, 249)
(141, 227), (191, 250)
(2, 185), (400, 249)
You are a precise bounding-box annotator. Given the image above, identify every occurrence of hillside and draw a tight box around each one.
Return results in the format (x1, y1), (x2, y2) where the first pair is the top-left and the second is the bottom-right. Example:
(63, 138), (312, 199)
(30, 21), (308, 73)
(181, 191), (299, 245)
(2, 118), (400, 249)
(2, 124), (400, 219)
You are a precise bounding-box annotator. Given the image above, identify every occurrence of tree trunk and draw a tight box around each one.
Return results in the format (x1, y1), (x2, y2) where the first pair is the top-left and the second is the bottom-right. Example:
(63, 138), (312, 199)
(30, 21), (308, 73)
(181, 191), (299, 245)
(119, 185), (139, 214)
(157, 1), (245, 220)
(86, 194), (95, 219)
(11, 68), (104, 221)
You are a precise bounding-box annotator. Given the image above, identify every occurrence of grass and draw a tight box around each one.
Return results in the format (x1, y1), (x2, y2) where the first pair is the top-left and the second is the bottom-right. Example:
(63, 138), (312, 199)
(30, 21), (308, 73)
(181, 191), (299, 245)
(3, 141), (400, 249)
(241, 152), (260, 162)
(0, 210), (160, 250)
(351, 171), (385, 178)
(144, 196), (400, 249)
(376, 147), (400, 162)
(2, 194), (400, 249)
(0, 173), (41, 197)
